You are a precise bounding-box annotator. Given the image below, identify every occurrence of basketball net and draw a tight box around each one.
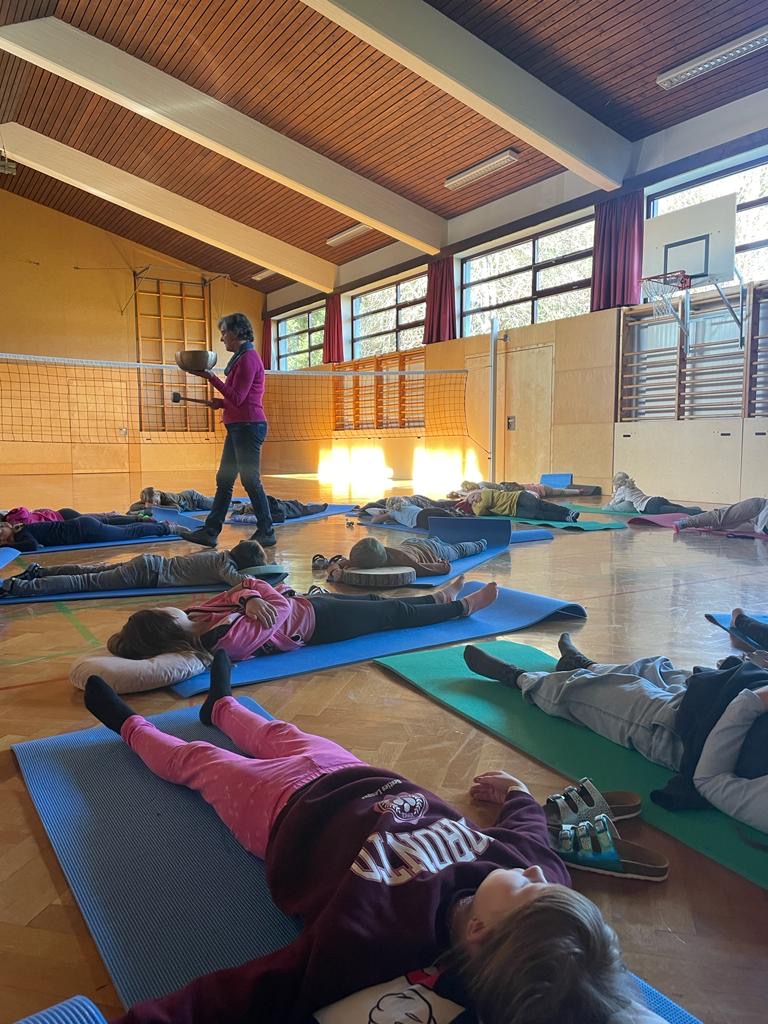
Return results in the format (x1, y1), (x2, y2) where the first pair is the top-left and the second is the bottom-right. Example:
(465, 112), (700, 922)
(640, 271), (691, 319)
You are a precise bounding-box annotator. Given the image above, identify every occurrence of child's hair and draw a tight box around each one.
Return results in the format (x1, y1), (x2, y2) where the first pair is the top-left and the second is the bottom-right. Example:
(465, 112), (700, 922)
(612, 471), (634, 489)
(107, 609), (208, 660)
(229, 540), (267, 570)
(348, 537), (387, 568)
(385, 496), (407, 511)
(459, 887), (630, 1024)
(139, 486), (159, 504)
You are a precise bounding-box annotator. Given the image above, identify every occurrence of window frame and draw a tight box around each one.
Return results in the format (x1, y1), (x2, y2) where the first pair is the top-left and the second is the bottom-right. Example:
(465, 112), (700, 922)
(275, 305), (325, 371)
(459, 215), (595, 336)
(351, 273), (428, 359)
(646, 156), (768, 282)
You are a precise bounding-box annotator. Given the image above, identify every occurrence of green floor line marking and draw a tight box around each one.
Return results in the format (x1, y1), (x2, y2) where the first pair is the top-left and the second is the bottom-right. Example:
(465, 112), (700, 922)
(52, 601), (102, 646)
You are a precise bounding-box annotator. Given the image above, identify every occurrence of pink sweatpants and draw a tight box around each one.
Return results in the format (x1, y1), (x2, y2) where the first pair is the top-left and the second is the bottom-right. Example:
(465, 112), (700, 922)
(120, 697), (363, 857)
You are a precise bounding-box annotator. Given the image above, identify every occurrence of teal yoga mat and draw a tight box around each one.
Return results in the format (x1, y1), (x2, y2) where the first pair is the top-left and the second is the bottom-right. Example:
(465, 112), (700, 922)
(376, 641), (768, 889)
(565, 503), (635, 516)
(509, 517), (627, 531)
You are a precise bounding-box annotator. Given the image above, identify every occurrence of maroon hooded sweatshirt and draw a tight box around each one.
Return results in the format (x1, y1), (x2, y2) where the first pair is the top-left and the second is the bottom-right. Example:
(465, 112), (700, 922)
(114, 766), (570, 1024)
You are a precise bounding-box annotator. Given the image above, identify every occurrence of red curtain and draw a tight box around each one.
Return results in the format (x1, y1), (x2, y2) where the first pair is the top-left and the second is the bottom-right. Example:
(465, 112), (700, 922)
(423, 256), (457, 344)
(261, 317), (272, 370)
(590, 191), (644, 311)
(322, 293), (344, 363)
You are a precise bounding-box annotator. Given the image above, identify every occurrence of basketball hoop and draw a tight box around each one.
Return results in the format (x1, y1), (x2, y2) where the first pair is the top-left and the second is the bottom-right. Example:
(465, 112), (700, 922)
(640, 270), (691, 319)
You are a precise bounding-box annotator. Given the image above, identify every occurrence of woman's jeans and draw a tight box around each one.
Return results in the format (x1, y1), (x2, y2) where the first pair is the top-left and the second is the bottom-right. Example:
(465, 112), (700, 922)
(205, 422), (273, 536)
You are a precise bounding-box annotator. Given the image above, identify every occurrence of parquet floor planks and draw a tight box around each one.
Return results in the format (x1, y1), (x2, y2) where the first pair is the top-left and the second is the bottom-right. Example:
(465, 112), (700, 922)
(0, 472), (766, 1023)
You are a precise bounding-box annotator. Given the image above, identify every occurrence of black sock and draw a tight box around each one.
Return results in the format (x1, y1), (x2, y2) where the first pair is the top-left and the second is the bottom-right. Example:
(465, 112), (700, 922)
(200, 649), (233, 725)
(84, 676), (135, 733)
(555, 633), (595, 671)
(463, 645), (523, 687)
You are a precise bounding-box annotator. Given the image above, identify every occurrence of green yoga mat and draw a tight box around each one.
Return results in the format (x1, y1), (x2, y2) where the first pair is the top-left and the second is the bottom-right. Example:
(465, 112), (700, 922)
(376, 641), (768, 889)
(510, 517), (627, 531)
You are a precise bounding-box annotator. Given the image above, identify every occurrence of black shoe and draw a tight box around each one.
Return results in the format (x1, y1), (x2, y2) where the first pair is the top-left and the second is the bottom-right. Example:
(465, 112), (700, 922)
(307, 503), (329, 514)
(11, 562), (42, 581)
(250, 530), (277, 547)
(184, 528), (218, 547)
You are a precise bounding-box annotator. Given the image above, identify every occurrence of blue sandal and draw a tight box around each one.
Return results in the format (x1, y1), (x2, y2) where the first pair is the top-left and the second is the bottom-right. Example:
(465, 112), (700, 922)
(552, 814), (668, 882)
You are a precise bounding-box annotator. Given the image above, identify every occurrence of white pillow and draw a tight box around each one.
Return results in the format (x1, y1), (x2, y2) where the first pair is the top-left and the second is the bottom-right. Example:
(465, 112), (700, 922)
(70, 650), (209, 694)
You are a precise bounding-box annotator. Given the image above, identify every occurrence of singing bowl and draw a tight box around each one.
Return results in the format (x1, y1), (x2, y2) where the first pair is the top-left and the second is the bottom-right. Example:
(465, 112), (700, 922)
(175, 350), (217, 373)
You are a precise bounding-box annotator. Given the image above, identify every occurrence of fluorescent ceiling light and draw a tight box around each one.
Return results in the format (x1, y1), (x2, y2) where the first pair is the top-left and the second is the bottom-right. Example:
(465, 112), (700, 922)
(445, 149), (519, 191)
(657, 24), (768, 89)
(326, 223), (373, 247)
(251, 269), (275, 281)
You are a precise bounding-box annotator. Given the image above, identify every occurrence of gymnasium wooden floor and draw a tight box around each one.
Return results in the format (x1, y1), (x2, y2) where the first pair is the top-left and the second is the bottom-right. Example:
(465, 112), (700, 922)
(0, 473), (766, 1024)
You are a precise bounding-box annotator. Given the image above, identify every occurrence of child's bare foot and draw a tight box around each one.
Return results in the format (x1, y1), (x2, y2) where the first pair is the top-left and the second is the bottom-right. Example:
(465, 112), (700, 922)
(435, 576), (464, 604)
(460, 582), (498, 616)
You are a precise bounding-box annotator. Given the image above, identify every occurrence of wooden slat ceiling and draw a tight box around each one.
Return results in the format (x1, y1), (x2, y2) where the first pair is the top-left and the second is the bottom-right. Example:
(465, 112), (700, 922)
(0, 0), (766, 292)
(425, 0), (768, 141)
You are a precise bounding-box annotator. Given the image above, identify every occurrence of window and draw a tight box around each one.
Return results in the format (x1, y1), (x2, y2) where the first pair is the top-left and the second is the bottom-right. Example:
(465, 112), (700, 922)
(276, 306), (325, 370)
(461, 218), (594, 336)
(352, 274), (427, 358)
(649, 159), (768, 285)
(135, 277), (213, 432)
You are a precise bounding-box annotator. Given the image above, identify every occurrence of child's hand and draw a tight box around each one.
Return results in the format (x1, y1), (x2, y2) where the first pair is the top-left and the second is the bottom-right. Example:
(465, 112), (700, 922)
(243, 597), (278, 627)
(470, 770), (530, 804)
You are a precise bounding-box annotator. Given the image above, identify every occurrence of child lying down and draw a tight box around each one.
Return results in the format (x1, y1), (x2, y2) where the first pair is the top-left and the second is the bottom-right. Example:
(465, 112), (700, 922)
(1, 541), (269, 598)
(326, 536), (488, 579)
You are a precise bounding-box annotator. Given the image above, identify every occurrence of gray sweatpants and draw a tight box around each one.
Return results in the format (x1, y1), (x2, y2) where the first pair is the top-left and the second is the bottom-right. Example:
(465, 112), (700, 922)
(6, 553), (165, 596)
(404, 538), (486, 561)
(679, 497), (767, 533)
(518, 657), (687, 771)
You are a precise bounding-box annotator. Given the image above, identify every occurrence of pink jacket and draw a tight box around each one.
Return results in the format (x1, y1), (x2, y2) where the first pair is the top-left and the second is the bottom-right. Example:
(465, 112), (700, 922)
(185, 579), (315, 660)
(4, 507), (63, 525)
(207, 349), (266, 425)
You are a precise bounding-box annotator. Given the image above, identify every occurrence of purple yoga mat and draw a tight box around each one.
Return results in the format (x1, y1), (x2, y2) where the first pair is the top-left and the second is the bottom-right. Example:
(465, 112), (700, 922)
(629, 513), (768, 538)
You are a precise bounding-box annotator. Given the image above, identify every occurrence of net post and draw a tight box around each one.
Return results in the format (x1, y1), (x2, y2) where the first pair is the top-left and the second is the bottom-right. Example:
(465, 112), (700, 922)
(488, 316), (499, 484)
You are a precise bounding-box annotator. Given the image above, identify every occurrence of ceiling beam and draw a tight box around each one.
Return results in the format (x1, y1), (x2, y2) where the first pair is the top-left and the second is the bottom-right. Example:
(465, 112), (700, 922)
(0, 123), (337, 292)
(0, 17), (443, 254)
(301, 0), (632, 190)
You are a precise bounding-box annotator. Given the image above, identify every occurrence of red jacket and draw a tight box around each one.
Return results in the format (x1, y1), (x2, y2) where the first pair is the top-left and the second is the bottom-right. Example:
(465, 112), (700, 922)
(115, 775), (569, 1024)
(207, 349), (266, 425)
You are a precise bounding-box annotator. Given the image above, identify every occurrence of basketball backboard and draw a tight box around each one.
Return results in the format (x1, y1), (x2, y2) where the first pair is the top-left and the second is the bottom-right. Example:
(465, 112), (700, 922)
(642, 193), (737, 287)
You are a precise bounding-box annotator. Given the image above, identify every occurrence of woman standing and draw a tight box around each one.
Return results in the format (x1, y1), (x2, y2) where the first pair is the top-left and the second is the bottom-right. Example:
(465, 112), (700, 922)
(185, 314), (275, 547)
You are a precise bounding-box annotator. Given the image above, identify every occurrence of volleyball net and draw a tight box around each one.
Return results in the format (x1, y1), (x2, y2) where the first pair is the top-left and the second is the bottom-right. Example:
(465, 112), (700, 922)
(0, 353), (469, 445)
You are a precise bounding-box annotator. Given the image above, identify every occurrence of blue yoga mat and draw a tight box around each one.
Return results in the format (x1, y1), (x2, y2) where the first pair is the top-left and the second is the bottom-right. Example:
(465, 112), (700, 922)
(172, 580), (587, 696)
(0, 535), (181, 560)
(0, 567), (290, 606)
(355, 517), (554, 545)
(540, 472), (573, 487)
(14, 702), (700, 1024)
(0, 548), (18, 570)
(175, 503), (357, 526)
(705, 612), (768, 650)
(13, 699), (299, 1008)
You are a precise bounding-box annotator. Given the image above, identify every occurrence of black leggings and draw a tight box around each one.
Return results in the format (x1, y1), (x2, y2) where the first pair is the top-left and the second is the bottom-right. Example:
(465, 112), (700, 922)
(58, 508), (147, 525)
(515, 491), (572, 522)
(307, 593), (464, 644)
(643, 497), (703, 515)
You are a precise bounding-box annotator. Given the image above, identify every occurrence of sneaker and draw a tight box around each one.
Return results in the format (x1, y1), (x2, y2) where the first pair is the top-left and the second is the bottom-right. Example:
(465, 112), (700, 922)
(306, 584), (330, 596)
(306, 503), (329, 514)
(11, 562), (42, 581)
(250, 530), (277, 548)
(183, 527), (218, 547)
(566, 510), (580, 522)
